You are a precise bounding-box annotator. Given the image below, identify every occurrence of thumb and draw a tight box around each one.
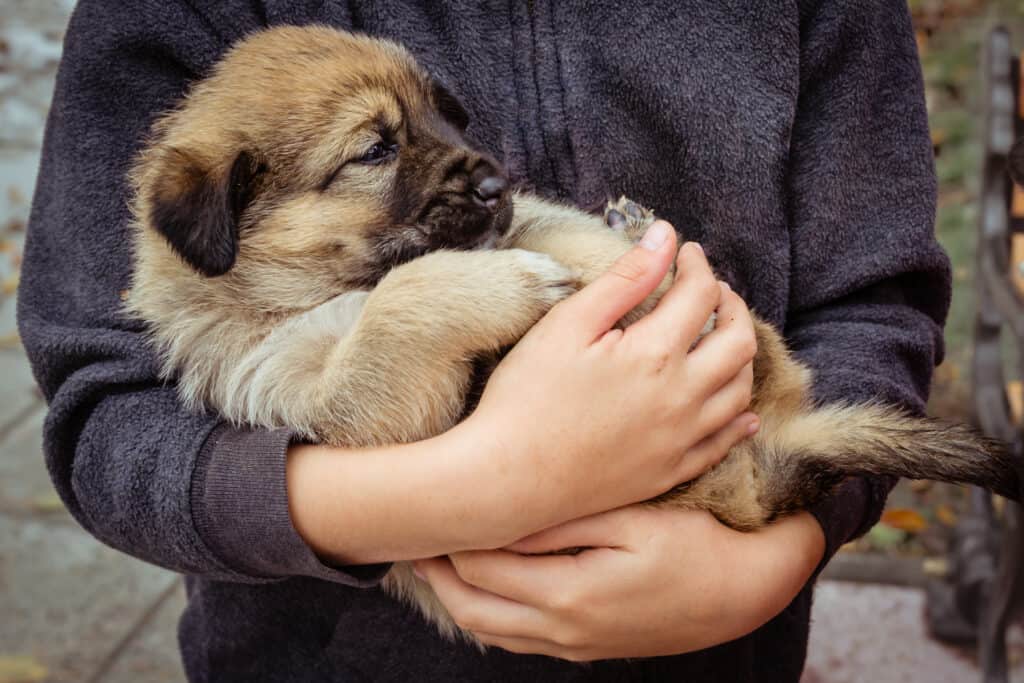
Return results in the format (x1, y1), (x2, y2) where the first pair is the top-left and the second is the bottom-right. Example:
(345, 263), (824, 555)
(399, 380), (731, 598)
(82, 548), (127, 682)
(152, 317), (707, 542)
(561, 221), (677, 343)
(504, 508), (632, 554)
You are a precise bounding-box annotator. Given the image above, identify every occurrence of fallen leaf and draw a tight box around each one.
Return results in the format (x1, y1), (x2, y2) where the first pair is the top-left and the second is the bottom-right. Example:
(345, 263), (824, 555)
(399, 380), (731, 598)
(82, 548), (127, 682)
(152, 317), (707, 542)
(0, 655), (47, 683)
(910, 479), (934, 493)
(881, 508), (929, 533)
(30, 493), (64, 514)
(938, 188), (973, 206)
(936, 504), (957, 526)
(915, 30), (928, 56)
(1, 273), (18, 296)
(994, 495), (1006, 516)
(923, 556), (950, 578)
(933, 361), (961, 385)
(1009, 381), (1024, 425)
(868, 523), (908, 549)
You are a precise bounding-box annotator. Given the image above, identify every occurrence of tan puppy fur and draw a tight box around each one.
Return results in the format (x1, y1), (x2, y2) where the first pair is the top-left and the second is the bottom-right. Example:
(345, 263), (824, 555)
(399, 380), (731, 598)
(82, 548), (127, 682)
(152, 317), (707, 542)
(125, 26), (1017, 644)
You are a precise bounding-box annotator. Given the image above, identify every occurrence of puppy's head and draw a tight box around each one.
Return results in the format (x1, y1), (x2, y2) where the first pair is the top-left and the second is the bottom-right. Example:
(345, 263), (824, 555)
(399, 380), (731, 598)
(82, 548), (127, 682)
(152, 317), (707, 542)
(131, 26), (510, 311)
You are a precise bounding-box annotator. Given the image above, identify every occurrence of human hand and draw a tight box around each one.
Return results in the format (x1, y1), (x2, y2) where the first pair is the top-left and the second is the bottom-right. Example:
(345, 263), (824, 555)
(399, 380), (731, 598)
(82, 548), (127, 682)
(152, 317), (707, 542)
(414, 506), (825, 661)
(459, 221), (759, 544)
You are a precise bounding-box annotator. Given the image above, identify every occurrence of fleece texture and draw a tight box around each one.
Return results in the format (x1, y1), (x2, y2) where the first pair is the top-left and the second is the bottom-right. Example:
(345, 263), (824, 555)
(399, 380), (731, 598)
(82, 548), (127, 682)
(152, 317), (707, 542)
(18, 0), (949, 681)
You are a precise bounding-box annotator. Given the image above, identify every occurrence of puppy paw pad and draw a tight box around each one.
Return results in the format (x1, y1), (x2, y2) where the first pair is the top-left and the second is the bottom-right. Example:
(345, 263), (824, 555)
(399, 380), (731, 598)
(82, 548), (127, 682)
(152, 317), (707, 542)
(604, 196), (656, 241)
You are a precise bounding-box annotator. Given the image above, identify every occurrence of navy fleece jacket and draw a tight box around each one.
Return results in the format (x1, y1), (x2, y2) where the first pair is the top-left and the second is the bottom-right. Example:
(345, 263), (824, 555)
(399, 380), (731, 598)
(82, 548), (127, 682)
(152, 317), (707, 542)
(18, 1), (949, 681)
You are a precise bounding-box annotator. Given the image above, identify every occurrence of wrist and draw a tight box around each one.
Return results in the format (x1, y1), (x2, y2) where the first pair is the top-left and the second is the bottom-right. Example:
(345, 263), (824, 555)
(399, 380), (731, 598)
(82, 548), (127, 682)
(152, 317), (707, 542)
(441, 413), (541, 547)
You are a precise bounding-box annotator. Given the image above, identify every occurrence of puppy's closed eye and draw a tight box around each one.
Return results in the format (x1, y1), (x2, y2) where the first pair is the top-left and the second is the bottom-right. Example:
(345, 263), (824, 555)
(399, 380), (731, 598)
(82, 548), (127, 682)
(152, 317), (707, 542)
(359, 141), (399, 165)
(319, 140), (399, 191)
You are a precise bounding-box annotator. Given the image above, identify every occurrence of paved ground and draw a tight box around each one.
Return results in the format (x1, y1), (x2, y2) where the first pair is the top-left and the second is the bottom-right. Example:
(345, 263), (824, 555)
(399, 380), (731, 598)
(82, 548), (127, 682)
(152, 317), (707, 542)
(0, 3), (186, 682)
(1, 2), (1023, 682)
(805, 582), (1024, 683)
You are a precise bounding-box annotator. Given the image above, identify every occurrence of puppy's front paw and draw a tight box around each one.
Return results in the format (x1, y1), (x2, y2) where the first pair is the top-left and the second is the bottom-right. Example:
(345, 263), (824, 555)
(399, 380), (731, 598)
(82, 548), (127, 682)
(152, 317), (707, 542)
(604, 196), (656, 242)
(454, 249), (576, 348)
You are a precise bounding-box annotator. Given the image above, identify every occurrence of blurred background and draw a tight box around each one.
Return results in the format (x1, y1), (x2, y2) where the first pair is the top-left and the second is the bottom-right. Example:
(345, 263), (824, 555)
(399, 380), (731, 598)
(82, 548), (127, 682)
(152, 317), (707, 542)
(2, 0), (1024, 681)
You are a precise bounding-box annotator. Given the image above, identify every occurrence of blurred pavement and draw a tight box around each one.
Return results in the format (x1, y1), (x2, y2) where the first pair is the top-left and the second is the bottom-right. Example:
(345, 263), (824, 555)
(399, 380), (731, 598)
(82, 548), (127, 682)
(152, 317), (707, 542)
(0, 2), (185, 682)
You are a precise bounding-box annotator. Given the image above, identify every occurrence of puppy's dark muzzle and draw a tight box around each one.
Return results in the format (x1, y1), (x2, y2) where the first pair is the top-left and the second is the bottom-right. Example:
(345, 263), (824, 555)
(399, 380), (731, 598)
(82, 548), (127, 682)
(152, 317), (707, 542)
(468, 160), (512, 238)
(410, 148), (514, 252)
(471, 171), (508, 211)
(443, 158), (511, 240)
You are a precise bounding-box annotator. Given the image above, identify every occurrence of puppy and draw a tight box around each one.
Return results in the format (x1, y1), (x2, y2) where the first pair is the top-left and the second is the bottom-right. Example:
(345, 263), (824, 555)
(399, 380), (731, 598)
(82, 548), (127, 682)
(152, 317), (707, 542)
(125, 25), (1019, 643)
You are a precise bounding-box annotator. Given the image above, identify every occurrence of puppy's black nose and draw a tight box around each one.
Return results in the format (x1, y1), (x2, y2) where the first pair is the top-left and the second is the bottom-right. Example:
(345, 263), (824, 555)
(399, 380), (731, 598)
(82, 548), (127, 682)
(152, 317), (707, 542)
(472, 175), (508, 210)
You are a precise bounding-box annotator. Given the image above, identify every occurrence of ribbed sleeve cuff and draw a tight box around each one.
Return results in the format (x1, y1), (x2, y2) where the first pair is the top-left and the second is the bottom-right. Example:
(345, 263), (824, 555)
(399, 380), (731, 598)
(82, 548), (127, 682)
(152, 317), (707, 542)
(191, 423), (391, 586)
(807, 474), (896, 578)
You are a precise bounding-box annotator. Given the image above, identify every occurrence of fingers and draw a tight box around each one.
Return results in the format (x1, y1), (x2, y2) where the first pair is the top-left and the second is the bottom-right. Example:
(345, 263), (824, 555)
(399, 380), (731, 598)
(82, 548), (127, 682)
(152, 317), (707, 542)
(416, 553), (595, 651)
(685, 283), (757, 394)
(672, 409), (759, 484)
(470, 632), (578, 660)
(694, 360), (755, 432)
(557, 221), (678, 343)
(443, 550), (580, 606)
(417, 550), (613, 656)
(505, 510), (630, 555)
(414, 556), (547, 633)
(626, 241), (721, 349)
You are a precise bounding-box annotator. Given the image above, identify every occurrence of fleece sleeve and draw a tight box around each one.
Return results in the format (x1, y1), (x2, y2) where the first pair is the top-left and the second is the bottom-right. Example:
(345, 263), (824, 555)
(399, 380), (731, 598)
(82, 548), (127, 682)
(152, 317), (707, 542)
(785, 0), (952, 566)
(16, 0), (387, 586)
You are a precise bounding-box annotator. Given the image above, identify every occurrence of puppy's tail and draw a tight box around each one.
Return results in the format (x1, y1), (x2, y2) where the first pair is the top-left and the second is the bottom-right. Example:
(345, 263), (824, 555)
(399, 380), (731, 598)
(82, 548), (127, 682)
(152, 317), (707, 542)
(757, 404), (1020, 513)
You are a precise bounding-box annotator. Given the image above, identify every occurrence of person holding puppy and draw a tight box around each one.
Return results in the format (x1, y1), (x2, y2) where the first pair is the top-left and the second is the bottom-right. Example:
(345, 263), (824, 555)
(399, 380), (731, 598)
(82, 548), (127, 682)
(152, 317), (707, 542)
(18, 1), (948, 681)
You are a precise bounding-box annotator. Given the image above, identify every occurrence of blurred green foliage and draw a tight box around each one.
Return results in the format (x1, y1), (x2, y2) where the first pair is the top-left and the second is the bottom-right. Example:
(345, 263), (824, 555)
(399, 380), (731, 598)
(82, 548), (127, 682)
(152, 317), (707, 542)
(914, 0), (1024, 416)
(844, 1), (1024, 556)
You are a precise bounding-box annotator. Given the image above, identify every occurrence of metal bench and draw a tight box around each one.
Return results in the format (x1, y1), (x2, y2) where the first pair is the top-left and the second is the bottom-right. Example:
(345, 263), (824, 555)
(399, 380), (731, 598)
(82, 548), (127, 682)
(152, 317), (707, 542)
(926, 26), (1024, 683)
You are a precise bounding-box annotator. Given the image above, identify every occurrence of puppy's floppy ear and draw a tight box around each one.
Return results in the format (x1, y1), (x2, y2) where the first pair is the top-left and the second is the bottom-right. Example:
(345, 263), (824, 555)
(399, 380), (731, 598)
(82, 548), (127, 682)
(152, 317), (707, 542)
(431, 80), (470, 131)
(146, 148), (264, 277)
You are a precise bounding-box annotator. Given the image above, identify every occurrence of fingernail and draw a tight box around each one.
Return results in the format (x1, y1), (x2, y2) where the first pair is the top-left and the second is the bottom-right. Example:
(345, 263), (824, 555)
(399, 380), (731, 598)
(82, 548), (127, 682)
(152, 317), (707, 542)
(693, 242), (704, 255)
(413, 564), (427, 581)
(640, 221), (670, 251)
(720, 280), (731, 292)
(746, 417), (760, 435)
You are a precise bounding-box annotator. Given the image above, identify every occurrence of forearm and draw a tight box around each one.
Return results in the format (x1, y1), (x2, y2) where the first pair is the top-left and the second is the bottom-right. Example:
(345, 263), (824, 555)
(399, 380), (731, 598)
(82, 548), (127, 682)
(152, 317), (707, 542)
(287, 418), (528, 565)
